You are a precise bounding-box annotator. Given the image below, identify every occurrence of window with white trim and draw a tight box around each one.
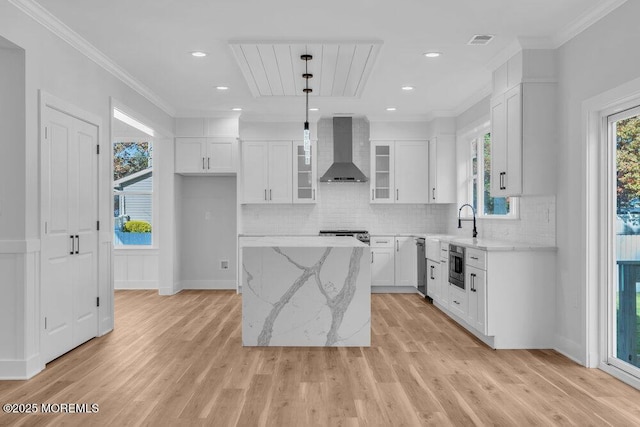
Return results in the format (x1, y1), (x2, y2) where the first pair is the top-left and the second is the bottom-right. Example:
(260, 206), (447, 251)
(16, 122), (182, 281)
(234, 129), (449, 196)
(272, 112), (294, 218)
(469, 131), (517, 217)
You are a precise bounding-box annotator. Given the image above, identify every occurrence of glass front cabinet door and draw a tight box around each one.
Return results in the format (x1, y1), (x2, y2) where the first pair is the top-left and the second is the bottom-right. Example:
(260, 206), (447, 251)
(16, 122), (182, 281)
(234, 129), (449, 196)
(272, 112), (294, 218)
(370, 141), (395, 203)
(293, 141), (317, 203)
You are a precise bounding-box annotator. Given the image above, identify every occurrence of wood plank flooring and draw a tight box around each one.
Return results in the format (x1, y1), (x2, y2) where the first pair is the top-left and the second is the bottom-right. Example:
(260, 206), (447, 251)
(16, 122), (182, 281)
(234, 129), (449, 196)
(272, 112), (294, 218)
(1, 290), (639, 426)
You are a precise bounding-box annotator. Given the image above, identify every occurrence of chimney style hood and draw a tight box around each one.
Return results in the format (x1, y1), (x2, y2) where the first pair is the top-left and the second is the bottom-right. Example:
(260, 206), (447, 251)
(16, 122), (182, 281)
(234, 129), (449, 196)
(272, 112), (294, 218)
(320, 117), (368, 182)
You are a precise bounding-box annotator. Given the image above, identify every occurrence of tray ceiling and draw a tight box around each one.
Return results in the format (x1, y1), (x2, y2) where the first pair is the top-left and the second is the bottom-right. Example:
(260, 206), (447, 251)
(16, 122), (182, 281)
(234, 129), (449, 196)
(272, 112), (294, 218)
(229, 41), (382, 98)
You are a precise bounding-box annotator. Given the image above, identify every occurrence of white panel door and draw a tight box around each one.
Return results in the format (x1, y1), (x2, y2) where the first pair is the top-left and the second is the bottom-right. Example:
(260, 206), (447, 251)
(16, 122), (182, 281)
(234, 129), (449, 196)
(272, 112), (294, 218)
(175, 138), (205, 173)
(73, 120), (99, 347)
(41, 108), (74, 363)
(206, 139), (236, 173)
(241, 141), (269, 203)
(426, 260), (439, 299)
(371, 247), (395, 286)
(41, 106), (98, 363)
(395, 237), (418, 286)
(267, 141), (293, 203)
(467, 265), (487, 335)
(394, 141), (428, 203)
(428, 139), (438, 203)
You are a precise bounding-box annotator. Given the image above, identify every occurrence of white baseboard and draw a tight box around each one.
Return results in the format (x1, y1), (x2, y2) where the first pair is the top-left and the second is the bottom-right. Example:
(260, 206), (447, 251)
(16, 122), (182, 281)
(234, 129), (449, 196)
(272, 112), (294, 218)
(371, 286), (417, 294)
(159, 282), (181, 296)
(181, 280), (236, 290)
(114, 280), (158, 290)
(0, 354), (44, 380)
(554, 334), (585, 365)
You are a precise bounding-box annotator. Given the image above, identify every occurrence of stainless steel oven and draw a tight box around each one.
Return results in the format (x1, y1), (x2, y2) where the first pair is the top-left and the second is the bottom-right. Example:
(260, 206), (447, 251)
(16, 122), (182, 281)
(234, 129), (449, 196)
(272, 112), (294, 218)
(449, 244), (465, 289)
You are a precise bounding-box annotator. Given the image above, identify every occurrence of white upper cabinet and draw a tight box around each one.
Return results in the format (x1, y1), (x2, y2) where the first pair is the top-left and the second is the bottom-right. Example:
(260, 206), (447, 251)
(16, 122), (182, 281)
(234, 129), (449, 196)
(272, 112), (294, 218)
(241, 141), (293, 204)
(293, 141), (317, 204)
(490, 49), (557, 197)
(427, 136), (456, 204)
(370, 140), (428, 204)
(175, 137), (237, 174)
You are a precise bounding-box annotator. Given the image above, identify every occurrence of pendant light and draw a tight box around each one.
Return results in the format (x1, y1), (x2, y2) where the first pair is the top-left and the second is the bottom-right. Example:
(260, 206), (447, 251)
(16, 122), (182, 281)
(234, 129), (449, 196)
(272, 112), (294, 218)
(301, 54), (313, 165)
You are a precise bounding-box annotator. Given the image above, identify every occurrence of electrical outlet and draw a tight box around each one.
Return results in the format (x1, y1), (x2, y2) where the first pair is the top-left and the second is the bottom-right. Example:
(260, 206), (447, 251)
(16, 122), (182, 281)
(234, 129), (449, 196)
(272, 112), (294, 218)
(220, 260), (229, 270)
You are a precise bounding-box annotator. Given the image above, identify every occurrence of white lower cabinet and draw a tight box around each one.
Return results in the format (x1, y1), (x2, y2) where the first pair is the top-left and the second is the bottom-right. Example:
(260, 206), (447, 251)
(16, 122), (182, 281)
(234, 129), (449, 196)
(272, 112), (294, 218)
(370, 235), (419, 289)
(466, 265), (486, 335)
(426, 259), (439, 300)
(431, 242), (556, 349)
(371, 237), (395, 286)
(395, 236), (417, 287)
(448, 284), (467, 318)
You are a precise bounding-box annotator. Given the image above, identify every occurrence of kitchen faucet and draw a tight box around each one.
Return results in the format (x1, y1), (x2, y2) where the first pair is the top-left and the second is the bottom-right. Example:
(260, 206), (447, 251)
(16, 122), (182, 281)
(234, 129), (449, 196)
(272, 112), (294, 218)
(458, 204), (478, 238)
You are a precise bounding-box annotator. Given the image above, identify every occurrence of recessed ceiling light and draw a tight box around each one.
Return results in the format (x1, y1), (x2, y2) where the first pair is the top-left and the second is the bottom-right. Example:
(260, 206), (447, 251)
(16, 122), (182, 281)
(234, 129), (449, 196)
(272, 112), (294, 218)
(401, 86), (414, 91)
(424, 52), (441, 58)
(231, 107), (242, 111)
(191, 51), (207, 57)
(309, 108), (319, 111)
(386, 107), (397, 111)
(216, 86), (229, 90)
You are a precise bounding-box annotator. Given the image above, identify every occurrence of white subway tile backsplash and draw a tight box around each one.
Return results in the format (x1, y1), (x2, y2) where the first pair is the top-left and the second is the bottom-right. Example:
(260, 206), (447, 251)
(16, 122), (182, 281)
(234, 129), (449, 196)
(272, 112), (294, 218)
(241, 117), (452, 235)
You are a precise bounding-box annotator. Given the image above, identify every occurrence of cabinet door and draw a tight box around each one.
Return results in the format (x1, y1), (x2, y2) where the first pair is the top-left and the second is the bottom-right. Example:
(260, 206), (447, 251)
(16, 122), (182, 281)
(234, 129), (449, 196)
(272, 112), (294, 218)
(205, 139), (236, 173)
(371, 247), (395, 286)
(268, 141), (293, 203)
(467, 265), (487, 334)
(428, 139), (438, 203)
(370, 141), (395, 203)
(448, 284), (467, 318)
(429, 136), (456, 204)
(394, 237), (417, 286)
(490, 95), (507, 197)
(175, 138), (205, 173)
(426, 260), (440, 299)
(293, 142), (317, 203)
(241, 141), (269, 203)
(395, 140), (429, 203)
(504, 85), (523, 195)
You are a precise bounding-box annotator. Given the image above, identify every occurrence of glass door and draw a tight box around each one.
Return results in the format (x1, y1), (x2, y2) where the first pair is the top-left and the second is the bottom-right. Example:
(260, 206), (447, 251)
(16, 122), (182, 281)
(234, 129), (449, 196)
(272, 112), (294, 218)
(293, 142), (316, 203)
(371, 141), (394, 203)
(608, 105), (640, 377)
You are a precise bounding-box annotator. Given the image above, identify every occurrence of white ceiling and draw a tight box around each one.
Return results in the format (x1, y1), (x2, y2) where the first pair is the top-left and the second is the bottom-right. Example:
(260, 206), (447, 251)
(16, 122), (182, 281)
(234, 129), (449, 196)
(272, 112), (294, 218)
(32, 0), (619, 121)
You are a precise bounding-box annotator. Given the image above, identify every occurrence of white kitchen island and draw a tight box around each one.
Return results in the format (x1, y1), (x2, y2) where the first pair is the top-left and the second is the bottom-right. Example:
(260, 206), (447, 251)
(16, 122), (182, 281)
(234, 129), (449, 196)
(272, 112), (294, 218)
(241, 236), (371, 347)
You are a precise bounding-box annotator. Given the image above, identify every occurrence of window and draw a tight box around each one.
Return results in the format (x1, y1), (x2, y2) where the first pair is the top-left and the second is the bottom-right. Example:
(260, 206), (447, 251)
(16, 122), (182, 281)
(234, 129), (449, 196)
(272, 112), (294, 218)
(469, 132), (516, 217)
(113, 140), (153, 246)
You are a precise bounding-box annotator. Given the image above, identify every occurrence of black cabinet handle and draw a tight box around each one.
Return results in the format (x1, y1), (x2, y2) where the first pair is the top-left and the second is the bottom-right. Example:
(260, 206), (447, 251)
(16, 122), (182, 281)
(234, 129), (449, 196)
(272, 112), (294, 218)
(372, 189), (374, 200)
(470, 273), (476, 292)
(264, 189), (267, 201)
(70, 235), (74, 255)
(270, 189), (272, 200)
(470, 256), (479, 260)
(430, 265), (435, 280)
(208, 157), (210, 170)
(396, 189), (399, 201)
(202, 157), (205, 170)
(313, 189), (316, 200)
(432, 188), (435, 200)
(75, 235), (79, 254)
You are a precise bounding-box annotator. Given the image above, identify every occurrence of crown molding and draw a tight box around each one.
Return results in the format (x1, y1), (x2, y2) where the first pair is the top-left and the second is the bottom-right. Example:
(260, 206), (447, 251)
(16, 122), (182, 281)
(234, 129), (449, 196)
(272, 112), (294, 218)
(8, 0), (176, 116)
(552, 0), (629, 48)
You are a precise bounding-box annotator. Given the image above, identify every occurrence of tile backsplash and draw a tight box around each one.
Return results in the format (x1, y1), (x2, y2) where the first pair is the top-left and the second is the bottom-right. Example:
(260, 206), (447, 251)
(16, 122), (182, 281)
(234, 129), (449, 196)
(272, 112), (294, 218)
(446, 195), (557, 246)
(240, 117), (453, 235)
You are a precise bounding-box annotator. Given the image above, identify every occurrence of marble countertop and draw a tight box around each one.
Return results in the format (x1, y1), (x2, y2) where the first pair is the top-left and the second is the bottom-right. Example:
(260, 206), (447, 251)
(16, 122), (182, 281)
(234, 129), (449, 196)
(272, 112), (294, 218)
(425, 235), (556, 252)
(240, 235), (369, 248)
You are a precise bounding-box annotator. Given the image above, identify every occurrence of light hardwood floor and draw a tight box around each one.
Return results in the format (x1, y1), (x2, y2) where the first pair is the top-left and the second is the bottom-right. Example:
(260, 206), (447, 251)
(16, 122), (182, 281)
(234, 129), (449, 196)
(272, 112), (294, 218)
(1, 290), (639, 426)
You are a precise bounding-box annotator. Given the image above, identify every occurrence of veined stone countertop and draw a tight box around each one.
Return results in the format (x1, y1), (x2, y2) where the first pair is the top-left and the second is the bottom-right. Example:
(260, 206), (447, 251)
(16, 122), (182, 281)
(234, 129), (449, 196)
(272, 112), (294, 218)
(426, 235), (556, 252)
(239, 236), (369, 248)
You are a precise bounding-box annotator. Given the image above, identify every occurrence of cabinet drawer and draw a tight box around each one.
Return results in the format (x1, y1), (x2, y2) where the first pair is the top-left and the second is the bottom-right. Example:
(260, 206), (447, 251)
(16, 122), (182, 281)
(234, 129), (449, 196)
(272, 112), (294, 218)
(370, 236), (394, 247)
(448, 284), (467, 317)
(439, 242), (449, 261)
(466, 248), (487, 270)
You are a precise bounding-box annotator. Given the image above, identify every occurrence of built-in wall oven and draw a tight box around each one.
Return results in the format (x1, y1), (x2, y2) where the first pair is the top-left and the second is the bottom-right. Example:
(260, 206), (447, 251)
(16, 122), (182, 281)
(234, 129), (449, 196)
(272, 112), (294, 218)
(448, 244), (465, 289)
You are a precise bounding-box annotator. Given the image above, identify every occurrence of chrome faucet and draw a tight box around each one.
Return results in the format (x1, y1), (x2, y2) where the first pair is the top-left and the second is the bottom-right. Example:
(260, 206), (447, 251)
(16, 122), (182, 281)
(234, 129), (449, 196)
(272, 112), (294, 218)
(458, 204), (478, 238)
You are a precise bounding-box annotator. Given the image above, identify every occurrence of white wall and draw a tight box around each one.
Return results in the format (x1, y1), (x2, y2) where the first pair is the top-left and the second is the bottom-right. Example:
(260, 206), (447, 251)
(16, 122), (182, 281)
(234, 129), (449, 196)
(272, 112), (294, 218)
(240, 118), (452, 235)
(178, 176), (237, 289)
(0, 2), (173, 378)
(555, 0), (640, 363)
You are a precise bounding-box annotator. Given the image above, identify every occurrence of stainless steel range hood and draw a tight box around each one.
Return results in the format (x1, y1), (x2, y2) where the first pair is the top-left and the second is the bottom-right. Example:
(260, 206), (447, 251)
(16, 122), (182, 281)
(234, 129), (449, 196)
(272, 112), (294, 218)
(320, 117), (368, 182)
